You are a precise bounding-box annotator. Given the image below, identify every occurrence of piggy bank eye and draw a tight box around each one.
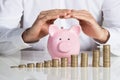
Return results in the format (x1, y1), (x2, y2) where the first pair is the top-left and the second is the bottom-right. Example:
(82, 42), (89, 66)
(59, 38), (62, 40)
(68, 38), (70, 40)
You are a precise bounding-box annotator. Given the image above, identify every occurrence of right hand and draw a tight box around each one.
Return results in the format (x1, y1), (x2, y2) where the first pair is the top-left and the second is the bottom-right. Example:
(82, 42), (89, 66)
(22, 9), (71, 43)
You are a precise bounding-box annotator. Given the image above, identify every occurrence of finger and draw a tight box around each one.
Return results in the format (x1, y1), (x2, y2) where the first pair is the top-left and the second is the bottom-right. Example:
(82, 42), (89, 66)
(71, 13), (91, 22)
(71, 10), (90, 14)
(39, 14), (46, 19)
(71, 12), (90, 18)
(71, 10), (93, 18)
(39, 9), (72, 22)
(42, 14), (59, 23)
(40, 9), (72, 19)
(46, 19), (56, 24)
(51, 9), (71, 18)
(41, 9), (71, 15)
(71, 11), (95, 23)
(39, 10), (57, 18)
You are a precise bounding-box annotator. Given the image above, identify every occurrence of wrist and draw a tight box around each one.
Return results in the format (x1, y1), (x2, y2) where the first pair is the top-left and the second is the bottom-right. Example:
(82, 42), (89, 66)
(94, 28), (110, 44)
(22, 28), (39, 43)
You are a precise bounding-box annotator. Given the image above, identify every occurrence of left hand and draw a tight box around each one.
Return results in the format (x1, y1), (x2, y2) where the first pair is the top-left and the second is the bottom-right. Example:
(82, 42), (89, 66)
(22, 9), (71, 43)
(70, 10), (109, 43)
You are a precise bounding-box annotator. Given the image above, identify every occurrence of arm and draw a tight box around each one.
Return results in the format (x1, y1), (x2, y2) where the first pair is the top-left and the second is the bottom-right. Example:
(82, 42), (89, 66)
(70, 0), (120, 56)
(0, 0), (30, 55)
(0, 0), (71, 55)
(102, 0), (120, 56)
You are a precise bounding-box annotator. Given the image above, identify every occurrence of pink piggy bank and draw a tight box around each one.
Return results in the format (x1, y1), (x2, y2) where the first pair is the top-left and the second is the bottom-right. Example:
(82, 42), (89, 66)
(47, 24), (80, 60)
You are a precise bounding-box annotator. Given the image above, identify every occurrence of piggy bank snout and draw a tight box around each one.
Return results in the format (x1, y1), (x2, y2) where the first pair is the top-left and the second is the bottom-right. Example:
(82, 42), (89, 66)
(58, 42), (72, 53)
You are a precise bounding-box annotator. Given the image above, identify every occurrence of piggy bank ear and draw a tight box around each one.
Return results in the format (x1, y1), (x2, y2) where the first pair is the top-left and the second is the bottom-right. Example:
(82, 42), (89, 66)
(49, 24), (59, 36)
(70, 25), (81, 35)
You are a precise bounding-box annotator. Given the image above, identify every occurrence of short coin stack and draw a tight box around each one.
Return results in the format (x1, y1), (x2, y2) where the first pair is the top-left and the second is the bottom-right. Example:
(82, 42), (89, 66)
(52, 59), (59, 67)
(61, 57), (68, 67)
(71, 55), (78, 67)
(36, 63), (44, 68)
(10, 66), (18, 68)
(103, 45), (110, 67)
(81, 53), (88, 67)
(44, 60), (52, 67)
(27, 63), (35, 68)
(18, 64), (26, 68)
(92, 50), (100, 67)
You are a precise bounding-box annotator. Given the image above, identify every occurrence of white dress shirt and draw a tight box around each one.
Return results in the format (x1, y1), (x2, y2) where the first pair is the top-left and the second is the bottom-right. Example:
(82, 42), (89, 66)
(0, 0), (120, 56)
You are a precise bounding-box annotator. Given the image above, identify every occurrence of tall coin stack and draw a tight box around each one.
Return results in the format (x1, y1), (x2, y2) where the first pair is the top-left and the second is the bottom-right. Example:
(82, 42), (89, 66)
(81, 53), (88, 67)
(61, 57), (68, 67)
(103, 45), (110, 67)
(71, 55), (78, 67)
(92, 50), (100, 67)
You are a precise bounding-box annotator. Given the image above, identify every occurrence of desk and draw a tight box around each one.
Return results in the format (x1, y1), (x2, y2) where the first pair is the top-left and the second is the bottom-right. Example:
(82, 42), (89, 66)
(0, 50), (120, 80)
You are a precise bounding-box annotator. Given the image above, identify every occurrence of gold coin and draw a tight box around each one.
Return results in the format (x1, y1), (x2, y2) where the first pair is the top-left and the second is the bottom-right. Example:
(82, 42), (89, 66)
(18, 64), (26, 68)
(44, 60), (52, 67)
(81, 53), (88, 67)
(36, 63), (43, 68)
(71, 55), (78, 67)
(61, 57), (68, 67)
(52, 59), (59, 67)
(27, 63), (35, 68)
(10, 66), (18, 68)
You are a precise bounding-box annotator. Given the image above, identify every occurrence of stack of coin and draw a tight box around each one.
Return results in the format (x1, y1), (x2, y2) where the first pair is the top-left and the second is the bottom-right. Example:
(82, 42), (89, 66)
(81, 53), (88, 67)
(71, 55), (78, 67)
(27, 63), (35, 68)
(103, 45), (111, 67)
(44, 60), (52, 67)
(10, 66), (18, 68)
(61, 57), (68, 67)
(92, 50), (100, 67)
(36, 62), (44, 68)
(52, 59), (59, 67)
(18, 64), (26, 68)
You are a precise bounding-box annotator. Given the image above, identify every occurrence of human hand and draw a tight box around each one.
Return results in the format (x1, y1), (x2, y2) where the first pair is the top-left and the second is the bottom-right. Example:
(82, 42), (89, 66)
(70, 10), (109, 43)
(22, 9), (71, 43)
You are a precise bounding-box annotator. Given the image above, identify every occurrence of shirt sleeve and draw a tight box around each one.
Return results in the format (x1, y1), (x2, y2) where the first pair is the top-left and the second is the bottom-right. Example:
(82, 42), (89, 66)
(0, 0), (31, 55)
(99, 0), (120, 56)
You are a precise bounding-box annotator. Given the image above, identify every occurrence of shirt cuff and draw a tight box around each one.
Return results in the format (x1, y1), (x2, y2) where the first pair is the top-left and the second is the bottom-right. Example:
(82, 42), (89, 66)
(8, 28), (31, 50)
(94, 27), (120, 56)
